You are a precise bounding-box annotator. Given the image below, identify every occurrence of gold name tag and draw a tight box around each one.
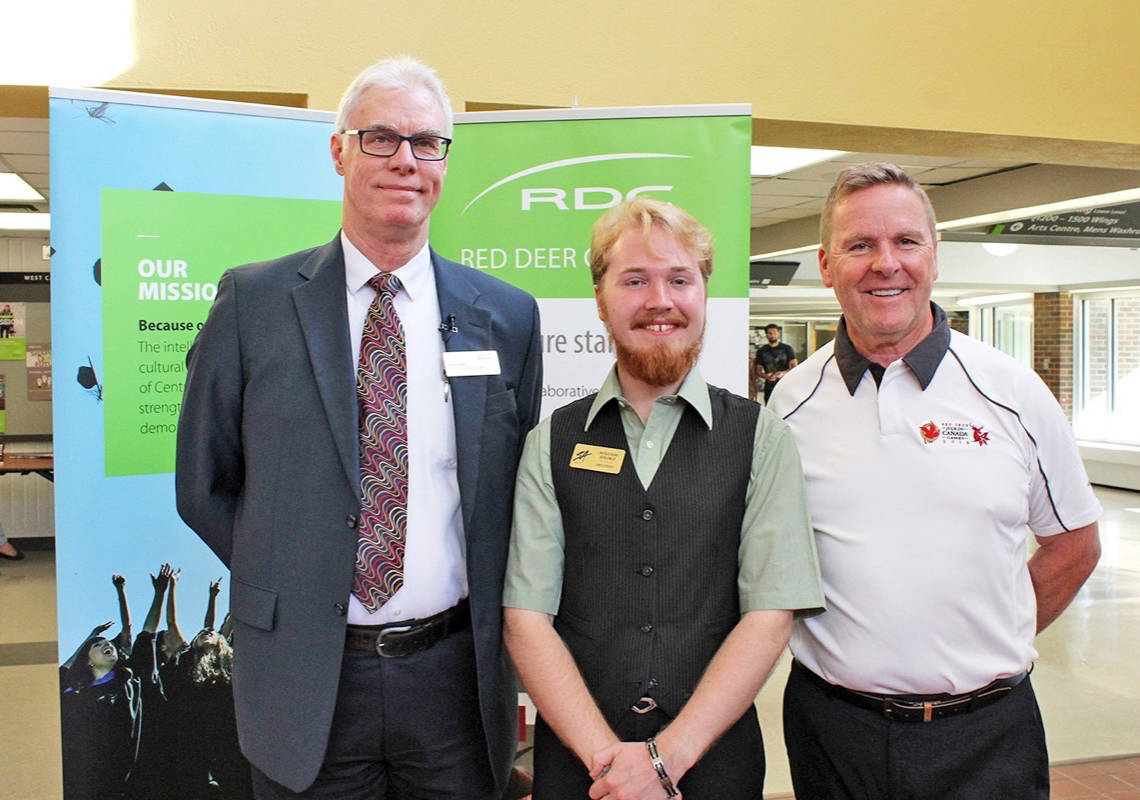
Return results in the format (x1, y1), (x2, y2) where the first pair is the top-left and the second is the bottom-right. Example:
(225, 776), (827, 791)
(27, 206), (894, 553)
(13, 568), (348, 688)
(569, 443), (625, 474)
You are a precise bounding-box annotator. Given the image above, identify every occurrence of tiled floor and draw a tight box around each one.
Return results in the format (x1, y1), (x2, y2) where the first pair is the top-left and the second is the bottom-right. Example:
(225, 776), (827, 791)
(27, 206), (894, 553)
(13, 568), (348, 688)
(1049, 757), (1140, 799)
(2, 486), (1139, 800)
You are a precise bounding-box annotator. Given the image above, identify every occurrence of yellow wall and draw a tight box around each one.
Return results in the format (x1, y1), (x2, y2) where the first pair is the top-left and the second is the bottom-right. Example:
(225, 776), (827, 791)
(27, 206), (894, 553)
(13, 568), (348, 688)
(104, 0), (1140, 149)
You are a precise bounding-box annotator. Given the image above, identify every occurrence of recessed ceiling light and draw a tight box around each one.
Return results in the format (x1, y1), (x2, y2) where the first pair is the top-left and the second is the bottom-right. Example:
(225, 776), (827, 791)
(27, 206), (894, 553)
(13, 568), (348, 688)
(0, 173), (44, 203)
(751, 147), (846, 178)
(0, 212), (50, 232)
(981, 242), (1020, 257)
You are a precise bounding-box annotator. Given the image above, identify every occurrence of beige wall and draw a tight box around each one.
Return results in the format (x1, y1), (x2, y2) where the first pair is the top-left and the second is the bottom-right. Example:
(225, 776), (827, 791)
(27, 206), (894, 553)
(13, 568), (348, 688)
(101, 0), (1140, 155)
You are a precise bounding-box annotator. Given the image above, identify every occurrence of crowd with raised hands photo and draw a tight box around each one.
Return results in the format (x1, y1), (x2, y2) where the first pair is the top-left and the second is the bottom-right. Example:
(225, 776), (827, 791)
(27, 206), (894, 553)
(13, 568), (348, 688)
(59, 565), (251, 800)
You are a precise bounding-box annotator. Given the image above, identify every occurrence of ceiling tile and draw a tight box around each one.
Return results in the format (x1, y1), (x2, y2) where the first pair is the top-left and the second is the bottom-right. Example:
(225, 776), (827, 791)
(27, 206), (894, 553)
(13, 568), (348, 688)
(751, 177), (834, 197)
(4, 154), (48, 172)
(916, 165), (1015, 184)
(0, 131), (48, 155)
(0, 117), (49, 133)
(831, 152), (962, 169)
(953, 158), (1025, 170)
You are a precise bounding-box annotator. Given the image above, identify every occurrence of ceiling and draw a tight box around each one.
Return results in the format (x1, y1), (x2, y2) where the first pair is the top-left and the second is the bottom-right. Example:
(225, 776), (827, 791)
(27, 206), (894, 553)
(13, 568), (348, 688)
(0, 115), (49, 212)
(2, 111), (1031, 236)
(751, 152), (1028, 229)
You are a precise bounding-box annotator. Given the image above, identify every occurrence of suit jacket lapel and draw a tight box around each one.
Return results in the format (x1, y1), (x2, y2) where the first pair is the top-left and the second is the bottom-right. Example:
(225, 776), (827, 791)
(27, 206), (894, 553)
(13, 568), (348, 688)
(432, 251), (491, 534)
(292, 236), (360, 496)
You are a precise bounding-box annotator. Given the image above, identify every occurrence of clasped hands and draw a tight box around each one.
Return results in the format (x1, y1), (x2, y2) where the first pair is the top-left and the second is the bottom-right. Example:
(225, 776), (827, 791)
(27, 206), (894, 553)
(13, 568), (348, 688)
(586, 740), (683, 800)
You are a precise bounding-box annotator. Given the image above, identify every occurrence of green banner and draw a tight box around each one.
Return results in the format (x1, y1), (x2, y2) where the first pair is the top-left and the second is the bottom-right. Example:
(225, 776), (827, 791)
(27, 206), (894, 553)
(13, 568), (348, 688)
(101, 189), (341, 476)
(99, 109), (751, 475)
(433, 112), (751, 299)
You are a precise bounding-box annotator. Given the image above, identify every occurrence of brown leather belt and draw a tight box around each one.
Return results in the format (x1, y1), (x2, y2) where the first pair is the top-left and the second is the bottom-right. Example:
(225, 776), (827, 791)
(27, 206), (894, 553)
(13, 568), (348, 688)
(793, 660), (1028, 723)
(345, 599), (470, 658)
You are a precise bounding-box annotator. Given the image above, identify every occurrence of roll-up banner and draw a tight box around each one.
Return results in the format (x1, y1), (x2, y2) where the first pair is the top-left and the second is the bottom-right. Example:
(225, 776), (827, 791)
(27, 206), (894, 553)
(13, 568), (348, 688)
(50, 87), (749, 796)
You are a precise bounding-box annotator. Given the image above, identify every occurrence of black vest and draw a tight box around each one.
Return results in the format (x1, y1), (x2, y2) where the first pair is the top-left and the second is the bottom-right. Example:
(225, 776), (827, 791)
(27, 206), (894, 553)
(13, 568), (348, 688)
(549, 386), (757, 723)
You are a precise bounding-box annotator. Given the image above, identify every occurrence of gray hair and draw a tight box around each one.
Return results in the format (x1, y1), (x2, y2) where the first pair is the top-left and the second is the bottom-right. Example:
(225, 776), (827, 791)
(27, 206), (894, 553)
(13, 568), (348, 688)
(335, 56), (453, 136)
(819, 162), (936, 249)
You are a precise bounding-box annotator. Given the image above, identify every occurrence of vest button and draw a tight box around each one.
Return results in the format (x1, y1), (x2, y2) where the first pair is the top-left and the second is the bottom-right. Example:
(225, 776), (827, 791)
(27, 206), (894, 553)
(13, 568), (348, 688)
(639, 623), (654, 634)
(638, 565), (654, 577)
(346, 514), (358, 528)
(640, 508), (654, 521)
(333, 603), (346, 616)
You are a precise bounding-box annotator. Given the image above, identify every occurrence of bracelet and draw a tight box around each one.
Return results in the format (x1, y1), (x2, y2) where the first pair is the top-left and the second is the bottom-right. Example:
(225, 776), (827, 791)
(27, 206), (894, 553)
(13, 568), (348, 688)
(645, 736), (679, 798)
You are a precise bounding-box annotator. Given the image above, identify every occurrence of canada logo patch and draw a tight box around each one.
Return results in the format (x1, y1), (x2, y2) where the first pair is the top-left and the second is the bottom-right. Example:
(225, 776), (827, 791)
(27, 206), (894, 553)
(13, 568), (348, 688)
(919, 421), (940, 443)
(919, 421), (992, 447)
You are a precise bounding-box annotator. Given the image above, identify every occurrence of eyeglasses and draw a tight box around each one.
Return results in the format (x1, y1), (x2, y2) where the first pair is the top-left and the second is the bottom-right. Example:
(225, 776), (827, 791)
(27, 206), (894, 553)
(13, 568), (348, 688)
(342, 128), (452, 161)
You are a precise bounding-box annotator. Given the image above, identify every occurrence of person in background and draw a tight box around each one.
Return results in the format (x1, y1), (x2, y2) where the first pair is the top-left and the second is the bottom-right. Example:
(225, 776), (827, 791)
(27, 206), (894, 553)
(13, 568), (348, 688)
(752, 323), (797, 404)
(0, 521), (24, 561)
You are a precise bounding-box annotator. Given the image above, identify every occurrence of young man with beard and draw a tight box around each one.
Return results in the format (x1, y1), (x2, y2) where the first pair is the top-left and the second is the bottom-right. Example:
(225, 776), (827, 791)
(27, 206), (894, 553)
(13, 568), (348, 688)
(503, 198), (823, 800)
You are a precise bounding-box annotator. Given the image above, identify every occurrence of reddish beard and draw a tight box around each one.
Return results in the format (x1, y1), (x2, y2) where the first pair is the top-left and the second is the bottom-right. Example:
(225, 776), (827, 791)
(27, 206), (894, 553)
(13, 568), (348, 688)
(614, 317), (704, 387)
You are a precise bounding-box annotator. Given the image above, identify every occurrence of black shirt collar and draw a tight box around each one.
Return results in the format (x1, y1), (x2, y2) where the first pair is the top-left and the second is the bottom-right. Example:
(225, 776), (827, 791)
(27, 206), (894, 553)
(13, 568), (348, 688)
(834, 303), (950, 395)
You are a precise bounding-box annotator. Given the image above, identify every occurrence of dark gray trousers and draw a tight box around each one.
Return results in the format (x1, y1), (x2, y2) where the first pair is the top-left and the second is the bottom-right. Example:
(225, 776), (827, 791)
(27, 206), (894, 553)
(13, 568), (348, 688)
(251, 627), (495, 800)
(783, 663), (1049, 800)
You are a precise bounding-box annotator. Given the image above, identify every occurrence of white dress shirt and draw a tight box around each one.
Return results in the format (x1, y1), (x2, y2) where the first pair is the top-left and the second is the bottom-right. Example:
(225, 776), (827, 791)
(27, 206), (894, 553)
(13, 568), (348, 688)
(341, 232), (467, 625)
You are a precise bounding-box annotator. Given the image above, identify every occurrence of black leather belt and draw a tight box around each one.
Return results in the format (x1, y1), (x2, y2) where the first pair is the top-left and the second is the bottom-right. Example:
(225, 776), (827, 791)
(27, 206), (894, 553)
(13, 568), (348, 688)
(793, 660), (1028, 723)
(345, 600), (470, 658)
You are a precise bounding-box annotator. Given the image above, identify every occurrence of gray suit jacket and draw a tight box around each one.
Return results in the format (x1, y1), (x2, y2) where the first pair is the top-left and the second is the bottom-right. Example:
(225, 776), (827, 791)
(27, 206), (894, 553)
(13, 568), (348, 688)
(175, 235), (542, 792)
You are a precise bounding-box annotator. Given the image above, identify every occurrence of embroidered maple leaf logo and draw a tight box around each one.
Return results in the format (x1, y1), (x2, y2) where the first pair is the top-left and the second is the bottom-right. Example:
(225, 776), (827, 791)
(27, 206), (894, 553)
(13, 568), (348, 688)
(919, 421), (940, 443)
(972, 425), (990, 446)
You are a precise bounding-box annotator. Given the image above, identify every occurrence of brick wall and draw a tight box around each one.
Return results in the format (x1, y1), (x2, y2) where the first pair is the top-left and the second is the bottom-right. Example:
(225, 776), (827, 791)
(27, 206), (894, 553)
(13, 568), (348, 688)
(1033, 291), (1073, 419)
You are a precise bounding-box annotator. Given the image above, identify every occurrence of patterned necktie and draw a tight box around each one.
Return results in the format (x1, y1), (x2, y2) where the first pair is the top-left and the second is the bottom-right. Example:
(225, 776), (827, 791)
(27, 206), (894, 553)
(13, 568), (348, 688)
(352, 272), (408, 612)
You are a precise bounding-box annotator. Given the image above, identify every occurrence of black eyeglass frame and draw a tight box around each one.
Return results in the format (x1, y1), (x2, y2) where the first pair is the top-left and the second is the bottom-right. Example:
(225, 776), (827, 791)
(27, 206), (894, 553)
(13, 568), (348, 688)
(342, 128), (452, 161)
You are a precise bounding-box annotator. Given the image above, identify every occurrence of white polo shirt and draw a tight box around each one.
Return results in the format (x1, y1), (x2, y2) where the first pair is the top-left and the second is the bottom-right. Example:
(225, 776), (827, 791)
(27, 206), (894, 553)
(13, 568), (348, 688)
(769, 306), (1101, 695)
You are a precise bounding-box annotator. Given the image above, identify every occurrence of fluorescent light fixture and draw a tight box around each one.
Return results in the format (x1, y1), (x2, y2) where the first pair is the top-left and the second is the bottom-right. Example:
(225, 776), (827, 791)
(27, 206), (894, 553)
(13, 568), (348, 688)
(0, 212), (50, 232)
(751, 147), (846, 177)
(0, 173), (44, 203)
(981, 242), (1019, 257)
(957, 293), (1033, 307)
(751, 243), (820, 260)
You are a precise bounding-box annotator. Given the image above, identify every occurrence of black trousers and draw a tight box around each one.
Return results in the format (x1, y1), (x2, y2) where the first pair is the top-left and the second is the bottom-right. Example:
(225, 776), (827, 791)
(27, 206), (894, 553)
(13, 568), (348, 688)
(532, 703), (765, 800)
(251, 627), (495, 800)
(762, 380), (778, 404)
(783, 663), (1049, 800)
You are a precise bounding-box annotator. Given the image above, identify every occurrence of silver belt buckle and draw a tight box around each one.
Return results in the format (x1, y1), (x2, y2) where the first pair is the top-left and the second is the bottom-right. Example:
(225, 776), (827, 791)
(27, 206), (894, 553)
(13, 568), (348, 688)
(630, 696), (658, 714)
(375, 624), (413, 657)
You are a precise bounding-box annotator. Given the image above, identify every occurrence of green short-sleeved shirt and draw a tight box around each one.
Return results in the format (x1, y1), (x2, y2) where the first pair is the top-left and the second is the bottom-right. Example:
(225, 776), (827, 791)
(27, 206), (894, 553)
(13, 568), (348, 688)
(504, 366), (825, 617)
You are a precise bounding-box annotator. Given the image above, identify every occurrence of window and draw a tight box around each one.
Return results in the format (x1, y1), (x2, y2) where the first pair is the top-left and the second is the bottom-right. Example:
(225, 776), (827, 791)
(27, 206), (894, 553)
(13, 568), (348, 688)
(970, 301), (1033, 368)
(1075, 290), (1140, 446)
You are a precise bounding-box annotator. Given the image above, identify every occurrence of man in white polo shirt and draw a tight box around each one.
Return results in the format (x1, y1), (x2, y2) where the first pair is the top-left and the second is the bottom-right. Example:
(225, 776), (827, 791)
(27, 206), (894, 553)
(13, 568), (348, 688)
(769, 162), (1102, 800)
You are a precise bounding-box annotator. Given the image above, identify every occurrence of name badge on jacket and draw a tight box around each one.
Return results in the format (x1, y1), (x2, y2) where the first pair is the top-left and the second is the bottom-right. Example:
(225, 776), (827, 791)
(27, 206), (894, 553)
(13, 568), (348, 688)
(443, 350), (501, 377)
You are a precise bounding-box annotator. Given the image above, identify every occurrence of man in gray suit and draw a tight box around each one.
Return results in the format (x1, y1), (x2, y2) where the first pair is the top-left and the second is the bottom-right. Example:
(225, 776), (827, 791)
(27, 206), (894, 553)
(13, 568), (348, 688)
(176, 57), (542, 799)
